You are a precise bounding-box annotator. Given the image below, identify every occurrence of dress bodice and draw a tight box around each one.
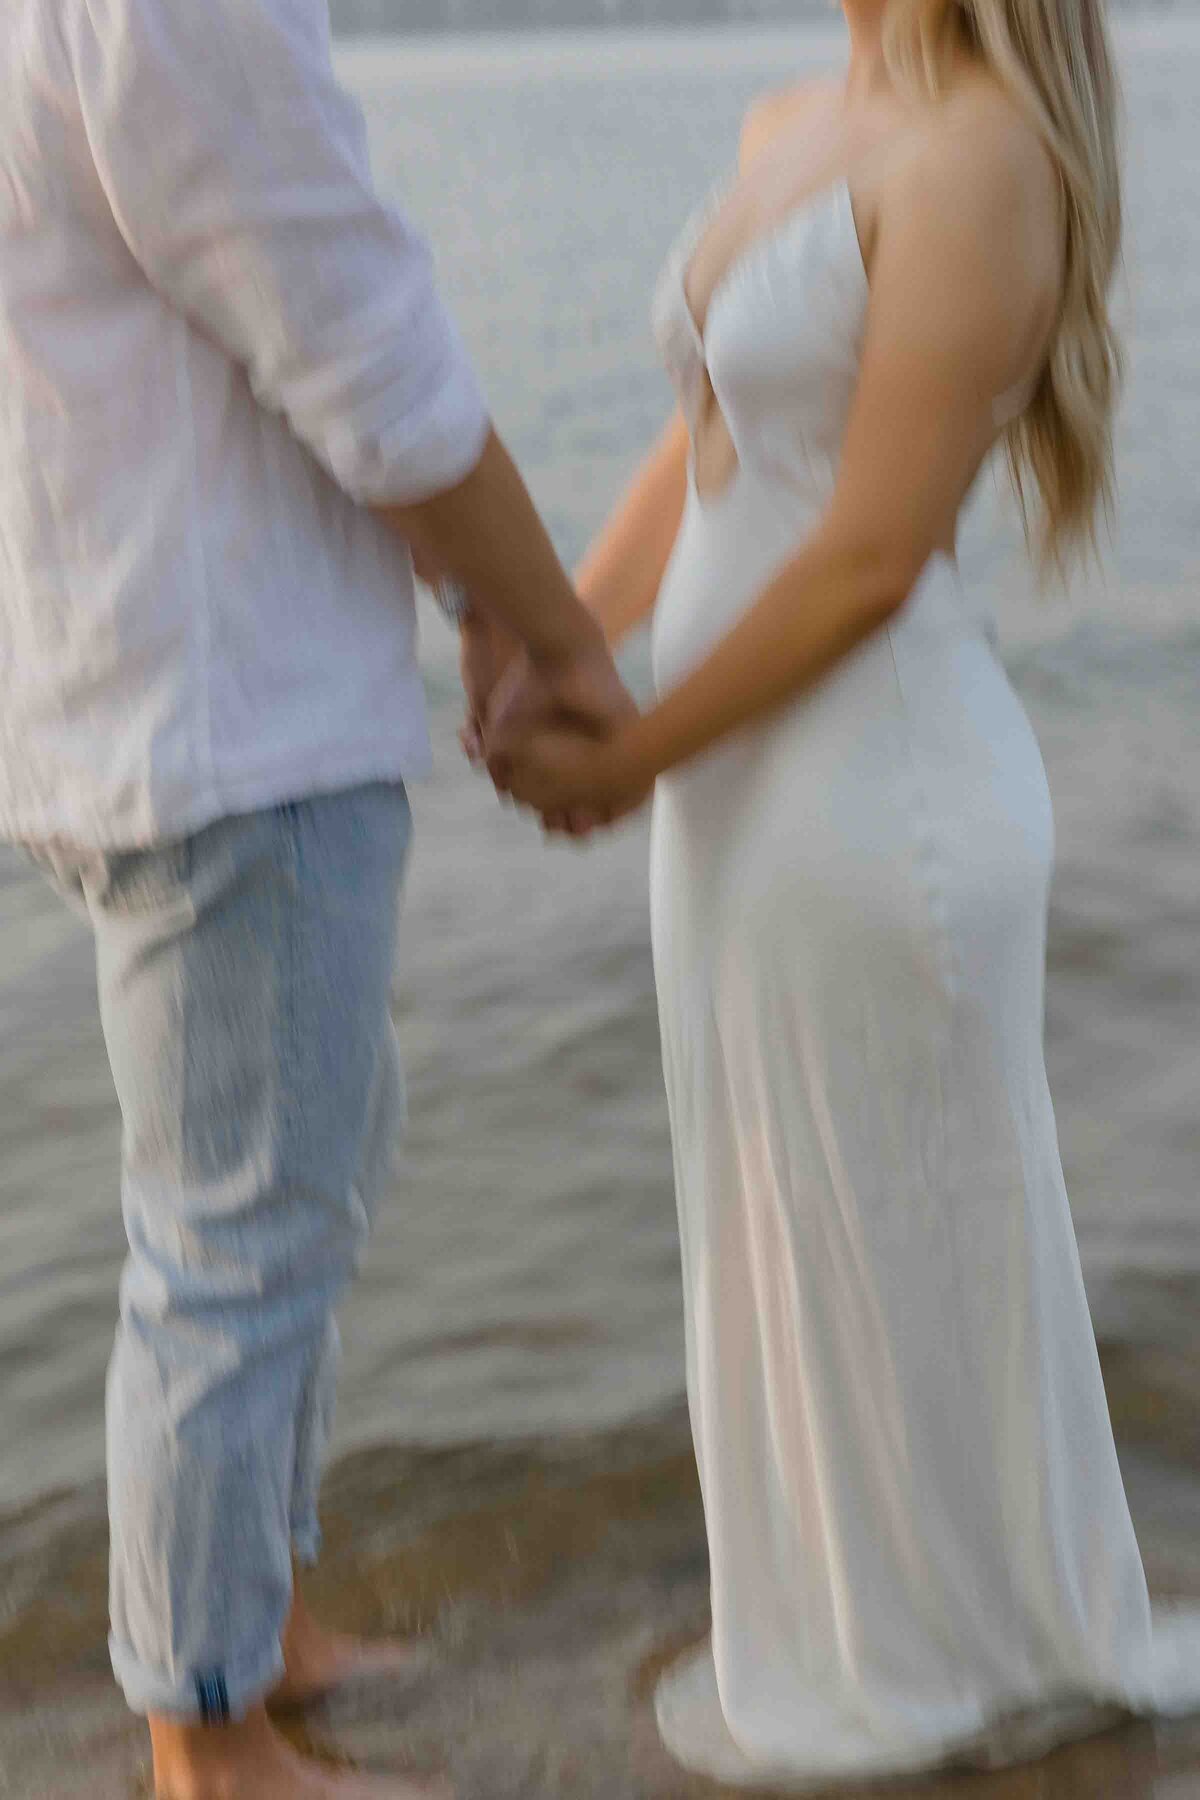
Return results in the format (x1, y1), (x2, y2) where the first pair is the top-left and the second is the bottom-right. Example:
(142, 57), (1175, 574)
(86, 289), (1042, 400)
(652, 173), (1036, 505)
(651, 178), (869, 503)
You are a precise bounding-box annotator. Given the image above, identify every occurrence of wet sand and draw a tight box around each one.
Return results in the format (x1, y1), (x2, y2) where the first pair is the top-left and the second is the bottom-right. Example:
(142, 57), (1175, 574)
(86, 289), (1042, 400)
(4, 1335), (1199, 1800)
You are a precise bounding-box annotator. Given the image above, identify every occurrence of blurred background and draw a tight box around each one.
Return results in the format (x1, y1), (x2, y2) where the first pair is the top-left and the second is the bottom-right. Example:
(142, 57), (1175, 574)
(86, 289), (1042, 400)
(1, 8), (1198, 1793)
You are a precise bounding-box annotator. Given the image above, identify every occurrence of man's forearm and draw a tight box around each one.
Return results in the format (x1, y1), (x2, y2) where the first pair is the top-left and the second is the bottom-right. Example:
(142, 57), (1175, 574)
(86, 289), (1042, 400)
(376, 428), (604, 667)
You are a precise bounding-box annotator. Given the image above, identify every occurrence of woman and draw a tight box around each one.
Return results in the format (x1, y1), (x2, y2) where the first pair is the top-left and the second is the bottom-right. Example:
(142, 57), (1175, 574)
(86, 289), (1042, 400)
(487, 0), (1200, 1784)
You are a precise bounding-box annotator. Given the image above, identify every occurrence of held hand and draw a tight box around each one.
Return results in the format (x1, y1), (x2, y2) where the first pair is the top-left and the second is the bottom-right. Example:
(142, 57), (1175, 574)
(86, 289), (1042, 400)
(488, 723), (652, 828)
(485, 638), (637, 758)
(483, 640), (642, 838)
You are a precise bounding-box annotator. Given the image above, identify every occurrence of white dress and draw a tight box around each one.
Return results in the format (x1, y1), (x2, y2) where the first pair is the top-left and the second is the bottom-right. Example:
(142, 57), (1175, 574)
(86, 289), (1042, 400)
(647, 175), (1200, 1788)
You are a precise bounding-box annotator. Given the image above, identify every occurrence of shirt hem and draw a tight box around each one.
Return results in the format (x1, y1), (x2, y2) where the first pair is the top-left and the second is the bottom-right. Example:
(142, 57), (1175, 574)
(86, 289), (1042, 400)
(0, 740), (434, 854)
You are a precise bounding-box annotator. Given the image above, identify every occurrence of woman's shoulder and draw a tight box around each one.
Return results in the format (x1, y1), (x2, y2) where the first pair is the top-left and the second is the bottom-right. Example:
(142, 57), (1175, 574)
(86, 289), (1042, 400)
(881, 76), (1062, 296)
(940, 76), (1055, 181)
(858, 75), (1064, 397)
(898, 77), (1059, 247)
(738, 77), (841, 170)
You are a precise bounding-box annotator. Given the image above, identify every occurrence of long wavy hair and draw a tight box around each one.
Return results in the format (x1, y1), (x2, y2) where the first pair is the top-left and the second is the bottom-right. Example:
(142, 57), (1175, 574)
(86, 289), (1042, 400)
(882, 0), (1123, 569)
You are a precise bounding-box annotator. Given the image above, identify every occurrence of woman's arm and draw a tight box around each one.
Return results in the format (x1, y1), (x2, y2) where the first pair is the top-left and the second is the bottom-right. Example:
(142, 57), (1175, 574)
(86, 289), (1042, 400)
(575, 411), (691, 647)
(492, 99), (1062, 817)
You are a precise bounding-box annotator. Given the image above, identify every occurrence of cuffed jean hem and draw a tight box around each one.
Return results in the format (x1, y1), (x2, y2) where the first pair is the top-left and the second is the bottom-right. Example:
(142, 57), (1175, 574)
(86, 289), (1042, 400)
(109, 1631), (286, 1722)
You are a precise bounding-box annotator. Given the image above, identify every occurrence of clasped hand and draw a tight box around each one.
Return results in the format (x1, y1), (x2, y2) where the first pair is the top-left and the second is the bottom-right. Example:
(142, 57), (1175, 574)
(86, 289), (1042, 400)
(459, 613), (649, 837)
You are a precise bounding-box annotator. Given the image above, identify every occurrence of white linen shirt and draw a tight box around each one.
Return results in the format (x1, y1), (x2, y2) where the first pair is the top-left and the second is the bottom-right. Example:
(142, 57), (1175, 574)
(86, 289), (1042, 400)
(0, 0), (491, 848)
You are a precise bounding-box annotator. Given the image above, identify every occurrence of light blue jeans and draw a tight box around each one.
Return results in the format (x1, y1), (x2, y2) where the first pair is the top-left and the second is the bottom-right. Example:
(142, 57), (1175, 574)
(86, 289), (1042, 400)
(25, 784), (411, 1720)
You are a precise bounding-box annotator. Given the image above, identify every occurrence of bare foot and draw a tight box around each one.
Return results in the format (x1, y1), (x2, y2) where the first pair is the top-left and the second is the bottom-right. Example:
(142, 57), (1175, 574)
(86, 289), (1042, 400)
(151, 1705), (448, 1799)
(269, 1582), (433, 1712)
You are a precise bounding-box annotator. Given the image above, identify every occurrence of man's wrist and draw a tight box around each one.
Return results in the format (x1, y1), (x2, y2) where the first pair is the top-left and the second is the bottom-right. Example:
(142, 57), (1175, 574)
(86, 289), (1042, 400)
(527, 610), (608, 672)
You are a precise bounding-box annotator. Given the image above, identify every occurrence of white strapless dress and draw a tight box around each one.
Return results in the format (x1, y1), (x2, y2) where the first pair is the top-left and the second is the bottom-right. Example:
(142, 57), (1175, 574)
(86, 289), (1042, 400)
(646, 176), (1200, 1788)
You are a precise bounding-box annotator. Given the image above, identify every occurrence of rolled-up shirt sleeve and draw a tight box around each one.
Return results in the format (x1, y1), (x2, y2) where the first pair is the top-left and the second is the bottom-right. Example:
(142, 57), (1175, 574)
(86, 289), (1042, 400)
(71, 0), (490, 502)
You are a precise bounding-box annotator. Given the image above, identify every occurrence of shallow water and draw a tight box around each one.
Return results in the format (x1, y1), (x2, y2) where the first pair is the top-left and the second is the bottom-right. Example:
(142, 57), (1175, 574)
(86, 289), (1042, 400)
(2, 14), (1197, 1513)
(1, 21), (1198, 1794)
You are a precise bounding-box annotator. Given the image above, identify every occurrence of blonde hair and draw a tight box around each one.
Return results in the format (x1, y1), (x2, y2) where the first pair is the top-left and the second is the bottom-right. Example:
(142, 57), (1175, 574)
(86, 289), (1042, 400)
(882, 0), (1123, 570)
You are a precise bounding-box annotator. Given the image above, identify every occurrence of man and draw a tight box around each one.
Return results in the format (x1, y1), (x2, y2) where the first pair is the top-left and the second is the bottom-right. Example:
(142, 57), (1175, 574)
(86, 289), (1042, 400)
(1, 0), (629, 1793)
